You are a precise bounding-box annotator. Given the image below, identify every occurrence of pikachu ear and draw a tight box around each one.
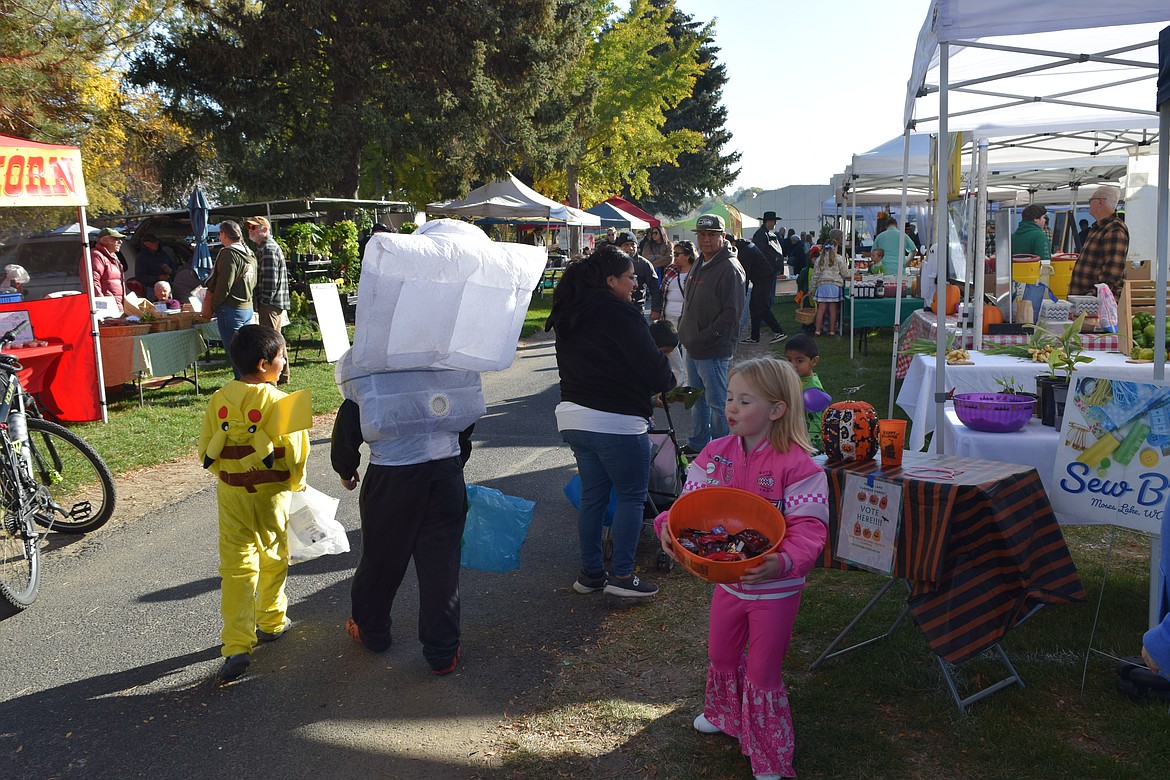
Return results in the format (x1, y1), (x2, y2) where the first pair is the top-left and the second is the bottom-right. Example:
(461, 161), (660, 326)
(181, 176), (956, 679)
(265, 390), (313, 436)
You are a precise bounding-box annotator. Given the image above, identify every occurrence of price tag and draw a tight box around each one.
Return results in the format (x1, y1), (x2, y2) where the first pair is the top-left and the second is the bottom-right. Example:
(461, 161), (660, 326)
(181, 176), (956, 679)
(835, 473), (903, 576)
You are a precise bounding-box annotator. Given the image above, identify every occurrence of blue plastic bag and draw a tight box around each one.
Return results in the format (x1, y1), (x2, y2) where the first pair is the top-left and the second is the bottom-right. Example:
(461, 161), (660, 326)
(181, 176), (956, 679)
(461, 484), (535, 573)
(562, 472), (618, 526)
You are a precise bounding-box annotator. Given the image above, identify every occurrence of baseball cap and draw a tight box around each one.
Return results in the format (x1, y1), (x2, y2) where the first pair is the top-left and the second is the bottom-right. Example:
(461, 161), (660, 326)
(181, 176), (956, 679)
(694, 213), (726, 233)
(244, 216), (271, 230)
(615, 231), (636, 245)
(97, 227), (126, 239)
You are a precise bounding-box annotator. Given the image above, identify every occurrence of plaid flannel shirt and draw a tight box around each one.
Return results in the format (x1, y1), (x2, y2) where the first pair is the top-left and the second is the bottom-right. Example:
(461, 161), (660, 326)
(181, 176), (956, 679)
(1069, 213), (1128, 298)
(254, 236), (290, 310)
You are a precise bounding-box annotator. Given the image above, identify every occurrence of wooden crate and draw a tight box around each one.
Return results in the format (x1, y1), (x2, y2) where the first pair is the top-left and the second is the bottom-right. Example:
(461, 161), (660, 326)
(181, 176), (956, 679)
(1117, 279), (1158, 356)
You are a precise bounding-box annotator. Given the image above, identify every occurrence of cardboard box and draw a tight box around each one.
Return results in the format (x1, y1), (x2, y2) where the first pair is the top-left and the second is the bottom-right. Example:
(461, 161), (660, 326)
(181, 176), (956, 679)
(1117, 279), (1157, 356)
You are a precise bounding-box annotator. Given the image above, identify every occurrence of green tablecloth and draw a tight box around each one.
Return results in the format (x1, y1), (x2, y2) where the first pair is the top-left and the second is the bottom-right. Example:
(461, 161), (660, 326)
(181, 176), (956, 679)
(844, 296), (925, 328)
(100, 328), (207, 386)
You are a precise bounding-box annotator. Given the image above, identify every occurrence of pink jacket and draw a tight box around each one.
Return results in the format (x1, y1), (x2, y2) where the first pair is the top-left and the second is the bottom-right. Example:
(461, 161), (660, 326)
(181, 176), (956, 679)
(655, 436), (829, 599)
(81, 243), (125, 311)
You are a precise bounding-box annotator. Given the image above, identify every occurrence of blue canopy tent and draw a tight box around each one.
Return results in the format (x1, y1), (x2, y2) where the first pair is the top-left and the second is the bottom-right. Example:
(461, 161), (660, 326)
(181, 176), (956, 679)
(584, 201), (650, 230)
(188, 186), (212, 281)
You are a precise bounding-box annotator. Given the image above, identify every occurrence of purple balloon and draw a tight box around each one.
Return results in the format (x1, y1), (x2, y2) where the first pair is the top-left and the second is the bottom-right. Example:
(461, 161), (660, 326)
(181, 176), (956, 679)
(803, 387), (832, 413)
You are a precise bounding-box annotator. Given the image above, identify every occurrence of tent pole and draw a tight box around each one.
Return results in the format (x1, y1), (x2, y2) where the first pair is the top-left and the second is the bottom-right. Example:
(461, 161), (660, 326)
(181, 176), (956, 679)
(972, 138), (989, 350)
(887, 129), (913, 418)
(849, 186), (857, 358)
(933, 43), (950, 455)
(77, 206), (109, 423)
(1153, 97), (1168, 385)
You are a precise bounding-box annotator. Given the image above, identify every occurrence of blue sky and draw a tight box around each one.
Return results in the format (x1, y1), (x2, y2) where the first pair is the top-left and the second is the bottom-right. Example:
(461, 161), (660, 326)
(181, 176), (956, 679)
(675, 0), (932, 192)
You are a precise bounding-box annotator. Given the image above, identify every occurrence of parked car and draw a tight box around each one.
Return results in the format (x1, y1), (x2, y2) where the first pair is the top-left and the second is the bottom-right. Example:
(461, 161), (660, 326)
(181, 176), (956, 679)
(0, 217), (219, 301)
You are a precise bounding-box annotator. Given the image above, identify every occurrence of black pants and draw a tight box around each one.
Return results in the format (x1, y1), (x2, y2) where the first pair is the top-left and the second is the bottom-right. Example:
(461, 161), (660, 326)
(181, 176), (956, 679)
(749, 275), (784, 340)
(351, 456), (468, 669)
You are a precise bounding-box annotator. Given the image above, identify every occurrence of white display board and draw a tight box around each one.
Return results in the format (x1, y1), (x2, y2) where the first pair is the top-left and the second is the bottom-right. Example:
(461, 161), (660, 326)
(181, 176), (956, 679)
(1049, 373), (1170, 534)
(835, 472), (903, 576)
(309, 282), (351, 363)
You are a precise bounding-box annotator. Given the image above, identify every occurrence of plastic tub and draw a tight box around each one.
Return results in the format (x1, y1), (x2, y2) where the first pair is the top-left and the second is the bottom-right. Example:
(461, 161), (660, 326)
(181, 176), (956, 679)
(666, 487), (786, 583)
(953, 393), (1035, 433)
(0, 292), (22, 304)
(1011, 254), (1040, 285)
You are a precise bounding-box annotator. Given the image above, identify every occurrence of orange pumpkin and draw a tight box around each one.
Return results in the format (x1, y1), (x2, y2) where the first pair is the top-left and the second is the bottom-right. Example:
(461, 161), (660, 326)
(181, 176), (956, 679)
(931, 284), (961, 315)
(981, 304), (1004, 333)
(821, 399), (879, 463)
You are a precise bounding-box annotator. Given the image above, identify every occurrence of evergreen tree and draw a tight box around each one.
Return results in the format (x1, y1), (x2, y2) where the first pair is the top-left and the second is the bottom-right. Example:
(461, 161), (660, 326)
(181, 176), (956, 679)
(131, 0), (593, 203)
(631, 3), (740, 218)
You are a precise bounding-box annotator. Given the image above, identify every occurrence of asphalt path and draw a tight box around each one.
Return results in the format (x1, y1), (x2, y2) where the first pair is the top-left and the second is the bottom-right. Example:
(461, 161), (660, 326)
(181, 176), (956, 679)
(0, 333), (696, 778)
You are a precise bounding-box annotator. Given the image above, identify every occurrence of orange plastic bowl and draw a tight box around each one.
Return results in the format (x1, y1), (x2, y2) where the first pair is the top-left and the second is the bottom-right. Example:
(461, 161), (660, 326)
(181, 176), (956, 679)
(666, 487), (786, 583)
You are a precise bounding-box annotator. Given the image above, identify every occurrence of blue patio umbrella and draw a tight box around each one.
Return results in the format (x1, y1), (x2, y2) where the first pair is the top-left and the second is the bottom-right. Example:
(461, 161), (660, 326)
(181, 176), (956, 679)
(188, 185), (212, 281)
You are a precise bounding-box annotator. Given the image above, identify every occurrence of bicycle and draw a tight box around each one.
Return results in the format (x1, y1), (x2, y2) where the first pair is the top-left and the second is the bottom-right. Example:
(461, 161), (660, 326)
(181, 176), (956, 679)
(0, 326), (116, 612)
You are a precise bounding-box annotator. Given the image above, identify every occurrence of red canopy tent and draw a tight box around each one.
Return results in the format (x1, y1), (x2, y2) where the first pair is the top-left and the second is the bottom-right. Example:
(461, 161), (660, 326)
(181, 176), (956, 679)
(603, 196), (659, 228)
(1, 133), (106, 422)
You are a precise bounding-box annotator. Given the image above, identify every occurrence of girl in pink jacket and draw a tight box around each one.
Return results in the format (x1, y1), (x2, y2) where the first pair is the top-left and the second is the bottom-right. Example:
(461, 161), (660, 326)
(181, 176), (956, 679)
(656, 356), (829, 780)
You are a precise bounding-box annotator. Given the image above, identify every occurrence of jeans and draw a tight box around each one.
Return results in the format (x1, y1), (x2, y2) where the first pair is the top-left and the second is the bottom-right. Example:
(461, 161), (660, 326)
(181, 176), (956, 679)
(562, 429), (650, 578)
(738, 283), (751, 334)
(216, 307), (254, 379)
(686, 355), (730, 450)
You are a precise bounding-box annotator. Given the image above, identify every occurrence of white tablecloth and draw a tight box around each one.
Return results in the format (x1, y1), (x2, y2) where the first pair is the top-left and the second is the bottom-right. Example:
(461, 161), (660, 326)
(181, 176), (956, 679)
(897, 350), (1166, 451)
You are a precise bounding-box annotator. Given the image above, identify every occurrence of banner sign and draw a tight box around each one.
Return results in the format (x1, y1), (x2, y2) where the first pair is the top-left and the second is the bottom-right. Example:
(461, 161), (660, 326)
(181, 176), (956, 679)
(835, 472), (903, 576)
(0, 134), (87, 208)
(1050, 373), (1170, 534)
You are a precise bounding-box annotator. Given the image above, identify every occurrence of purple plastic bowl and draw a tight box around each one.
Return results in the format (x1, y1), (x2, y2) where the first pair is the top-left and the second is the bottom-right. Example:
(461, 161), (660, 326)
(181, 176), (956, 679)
(953, 393), (1035, 433)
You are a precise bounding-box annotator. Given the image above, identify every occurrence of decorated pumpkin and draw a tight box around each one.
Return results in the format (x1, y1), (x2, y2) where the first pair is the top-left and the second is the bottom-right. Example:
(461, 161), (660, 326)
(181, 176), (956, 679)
(821, 395), (880, 463)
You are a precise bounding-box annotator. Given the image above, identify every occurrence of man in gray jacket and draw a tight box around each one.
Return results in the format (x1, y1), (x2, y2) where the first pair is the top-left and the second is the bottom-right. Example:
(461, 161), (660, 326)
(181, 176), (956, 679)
(678, 213), (746, 454)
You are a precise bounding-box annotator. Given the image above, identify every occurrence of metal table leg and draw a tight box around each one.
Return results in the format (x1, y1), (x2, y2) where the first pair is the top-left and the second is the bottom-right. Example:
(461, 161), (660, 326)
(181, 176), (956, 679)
(809, 578), (912, 669)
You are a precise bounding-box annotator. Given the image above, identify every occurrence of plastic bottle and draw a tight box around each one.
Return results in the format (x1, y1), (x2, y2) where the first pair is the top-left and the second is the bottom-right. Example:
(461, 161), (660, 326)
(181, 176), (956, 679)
(7, 410), (27, 444)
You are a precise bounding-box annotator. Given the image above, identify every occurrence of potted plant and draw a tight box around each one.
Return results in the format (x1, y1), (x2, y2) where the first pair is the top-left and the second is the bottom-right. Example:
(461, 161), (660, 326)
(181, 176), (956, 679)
(993, 375), (1040, 421)
(1043, 313), (1093, 429)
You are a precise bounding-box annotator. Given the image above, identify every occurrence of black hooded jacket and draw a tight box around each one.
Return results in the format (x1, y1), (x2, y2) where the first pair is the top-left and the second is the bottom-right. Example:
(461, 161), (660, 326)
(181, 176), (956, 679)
(549, 289), (675, 419)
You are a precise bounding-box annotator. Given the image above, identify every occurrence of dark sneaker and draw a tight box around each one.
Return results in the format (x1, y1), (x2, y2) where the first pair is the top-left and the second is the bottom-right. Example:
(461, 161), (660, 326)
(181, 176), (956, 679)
(431, 647), (461, 676)
(604, 573), (657, 598)
(573, 570), (607, 594)
(345, 616), (392, 652)
(256, 617), (292, 643)
(769, 332), (788, 344)
(739, 337), (760, 344)
(218, 653), (251, 683)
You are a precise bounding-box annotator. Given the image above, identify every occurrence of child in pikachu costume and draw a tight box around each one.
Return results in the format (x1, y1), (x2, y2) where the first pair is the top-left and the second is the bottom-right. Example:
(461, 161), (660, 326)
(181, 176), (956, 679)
(198, 325), (312, 683)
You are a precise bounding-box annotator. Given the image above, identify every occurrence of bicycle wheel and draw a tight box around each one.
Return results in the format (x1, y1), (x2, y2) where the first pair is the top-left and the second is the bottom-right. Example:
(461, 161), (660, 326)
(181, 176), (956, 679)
(0, 478), (40, 611)
(26, 418), (116, 534)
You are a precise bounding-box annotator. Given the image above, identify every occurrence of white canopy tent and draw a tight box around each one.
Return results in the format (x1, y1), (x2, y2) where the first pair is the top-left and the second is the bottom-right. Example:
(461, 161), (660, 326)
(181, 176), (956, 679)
(427, 174), (601, 226)
(903, 2), (1170, 449)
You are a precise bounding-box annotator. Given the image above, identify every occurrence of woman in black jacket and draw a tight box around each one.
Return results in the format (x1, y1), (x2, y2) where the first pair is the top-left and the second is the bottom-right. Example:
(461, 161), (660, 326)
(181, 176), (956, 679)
(546, 244), (675, 599)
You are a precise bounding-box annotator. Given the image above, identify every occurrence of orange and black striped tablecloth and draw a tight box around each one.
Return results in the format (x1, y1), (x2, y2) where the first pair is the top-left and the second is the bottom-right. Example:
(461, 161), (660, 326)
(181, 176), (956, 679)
(816, 451), (1086, 663)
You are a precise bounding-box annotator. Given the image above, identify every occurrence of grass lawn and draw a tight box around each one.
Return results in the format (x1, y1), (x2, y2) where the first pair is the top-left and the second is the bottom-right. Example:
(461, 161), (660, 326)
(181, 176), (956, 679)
(494, 294), (1169, 780)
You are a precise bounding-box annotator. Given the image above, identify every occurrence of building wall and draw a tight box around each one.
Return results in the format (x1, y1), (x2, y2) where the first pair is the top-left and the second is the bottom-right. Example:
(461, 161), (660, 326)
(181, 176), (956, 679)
(730, 184), (835, 236)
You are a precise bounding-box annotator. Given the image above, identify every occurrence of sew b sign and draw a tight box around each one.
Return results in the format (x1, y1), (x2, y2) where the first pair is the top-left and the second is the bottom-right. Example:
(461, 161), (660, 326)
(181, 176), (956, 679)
(1049, 373), (1170, 534)
(835, 473), (903, 576)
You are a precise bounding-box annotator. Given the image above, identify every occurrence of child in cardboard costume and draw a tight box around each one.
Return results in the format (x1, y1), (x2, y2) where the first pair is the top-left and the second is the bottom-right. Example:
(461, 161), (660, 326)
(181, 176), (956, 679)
(198, 325), (312, 682)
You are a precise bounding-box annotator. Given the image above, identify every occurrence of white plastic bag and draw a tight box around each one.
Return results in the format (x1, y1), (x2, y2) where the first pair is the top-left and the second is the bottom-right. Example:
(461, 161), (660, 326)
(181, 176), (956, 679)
(287, 485), (349, 564)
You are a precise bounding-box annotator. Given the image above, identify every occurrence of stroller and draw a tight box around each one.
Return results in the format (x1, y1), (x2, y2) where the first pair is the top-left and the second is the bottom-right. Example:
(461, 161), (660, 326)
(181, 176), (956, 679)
(563, 390), (691, 571)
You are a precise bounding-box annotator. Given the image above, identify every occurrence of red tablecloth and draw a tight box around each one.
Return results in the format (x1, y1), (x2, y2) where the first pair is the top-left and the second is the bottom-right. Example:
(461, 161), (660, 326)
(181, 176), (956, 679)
(0, 295), (100, 421)
(817, 451), (1086, 663)
(4, 341), (72, 395)
(895, 309), (1119, 378)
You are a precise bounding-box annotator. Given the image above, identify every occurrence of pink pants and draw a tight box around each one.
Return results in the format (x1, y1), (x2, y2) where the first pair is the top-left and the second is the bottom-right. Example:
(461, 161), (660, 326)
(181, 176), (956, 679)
(704, 586), (802, 777)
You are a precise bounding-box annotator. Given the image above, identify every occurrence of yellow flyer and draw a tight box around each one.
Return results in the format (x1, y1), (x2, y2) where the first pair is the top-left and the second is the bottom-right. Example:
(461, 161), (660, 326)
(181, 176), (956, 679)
(835, 472), (903, 576)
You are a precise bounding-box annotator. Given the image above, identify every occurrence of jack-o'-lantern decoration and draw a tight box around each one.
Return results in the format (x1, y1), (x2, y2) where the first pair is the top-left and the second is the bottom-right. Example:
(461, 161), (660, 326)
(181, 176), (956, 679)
(821, 387), (879, 463)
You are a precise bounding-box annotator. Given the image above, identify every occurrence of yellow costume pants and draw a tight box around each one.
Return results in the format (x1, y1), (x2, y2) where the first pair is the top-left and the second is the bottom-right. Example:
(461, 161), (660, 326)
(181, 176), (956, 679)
(217, 482), (291, 657)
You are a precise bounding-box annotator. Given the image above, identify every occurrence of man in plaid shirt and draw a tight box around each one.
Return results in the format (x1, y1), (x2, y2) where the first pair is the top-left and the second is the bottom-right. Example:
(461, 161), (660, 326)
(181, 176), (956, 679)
(244, 216), (291, 383)
(1069, 185), (1128, 298)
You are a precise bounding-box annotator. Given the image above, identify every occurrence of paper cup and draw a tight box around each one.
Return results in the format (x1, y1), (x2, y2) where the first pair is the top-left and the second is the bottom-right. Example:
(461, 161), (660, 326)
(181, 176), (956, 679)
(879, 419), (907, 466)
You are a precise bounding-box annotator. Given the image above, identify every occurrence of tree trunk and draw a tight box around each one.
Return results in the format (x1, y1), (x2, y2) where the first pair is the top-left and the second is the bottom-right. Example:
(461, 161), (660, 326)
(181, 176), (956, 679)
(567, 163), (581, 256)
